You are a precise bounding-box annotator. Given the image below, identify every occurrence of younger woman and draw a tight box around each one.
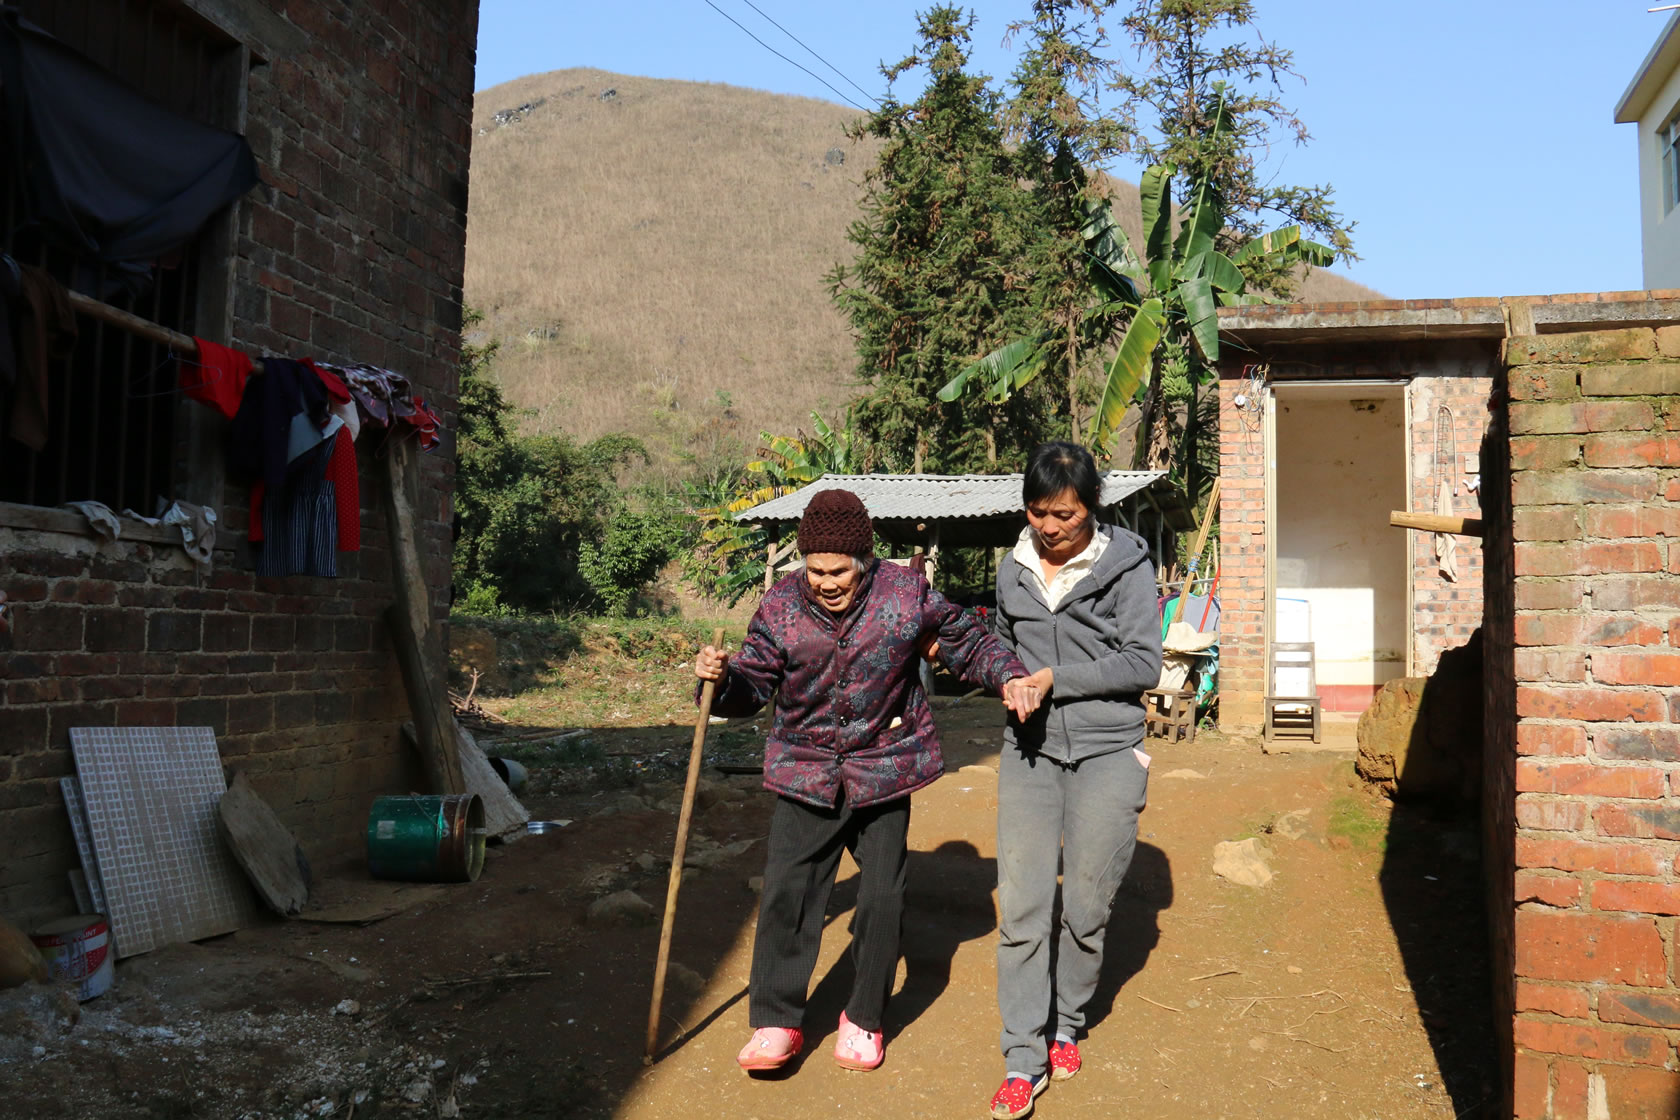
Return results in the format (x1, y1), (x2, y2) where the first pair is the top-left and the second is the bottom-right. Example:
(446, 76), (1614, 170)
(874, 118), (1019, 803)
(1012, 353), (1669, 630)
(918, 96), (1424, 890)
(987, 443), (1163, 1120)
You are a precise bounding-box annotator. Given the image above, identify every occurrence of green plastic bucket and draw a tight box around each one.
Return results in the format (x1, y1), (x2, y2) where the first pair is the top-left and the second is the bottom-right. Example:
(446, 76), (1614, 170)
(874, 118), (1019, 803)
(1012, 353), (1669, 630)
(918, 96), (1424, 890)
(366, 794), (486, 882)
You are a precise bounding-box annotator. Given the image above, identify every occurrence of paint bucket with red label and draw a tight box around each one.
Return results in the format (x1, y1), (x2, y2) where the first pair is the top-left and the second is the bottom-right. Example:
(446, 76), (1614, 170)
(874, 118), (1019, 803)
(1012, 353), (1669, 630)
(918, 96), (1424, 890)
(30, 914), (114, 1001)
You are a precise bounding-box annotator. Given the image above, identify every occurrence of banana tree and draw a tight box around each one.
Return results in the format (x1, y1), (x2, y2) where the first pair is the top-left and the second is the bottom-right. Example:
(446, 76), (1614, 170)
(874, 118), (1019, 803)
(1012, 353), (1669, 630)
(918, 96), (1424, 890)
(686, 408), (862, 604)
(939, 84), (1335, 472)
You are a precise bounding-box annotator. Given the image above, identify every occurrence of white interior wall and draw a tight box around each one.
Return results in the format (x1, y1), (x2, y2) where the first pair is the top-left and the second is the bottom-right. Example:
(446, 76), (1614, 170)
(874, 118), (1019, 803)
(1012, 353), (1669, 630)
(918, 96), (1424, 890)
(1273, 386), (1408, 691)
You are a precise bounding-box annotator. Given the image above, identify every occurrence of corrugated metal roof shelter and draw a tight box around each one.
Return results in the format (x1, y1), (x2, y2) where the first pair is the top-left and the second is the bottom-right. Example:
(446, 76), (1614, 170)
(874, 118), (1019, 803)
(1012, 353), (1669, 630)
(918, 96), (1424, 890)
(734, 471), (1193, 558)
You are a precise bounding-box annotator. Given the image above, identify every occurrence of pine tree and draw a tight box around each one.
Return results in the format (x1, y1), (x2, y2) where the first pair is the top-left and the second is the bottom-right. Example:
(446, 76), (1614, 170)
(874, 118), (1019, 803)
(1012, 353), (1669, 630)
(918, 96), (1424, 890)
(1112, 0), (1356, 296)
(1004, 0), (1133, 445)
(828, 6), (1062, 475)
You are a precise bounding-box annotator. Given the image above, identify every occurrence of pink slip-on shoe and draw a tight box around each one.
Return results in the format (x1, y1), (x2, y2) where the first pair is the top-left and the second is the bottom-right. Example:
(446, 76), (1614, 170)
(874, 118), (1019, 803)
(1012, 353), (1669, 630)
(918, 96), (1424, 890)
(1048, 1039), (1081, 1081)
(989, 1073), (1048, 1120)
(832, 1011), (884, 1071)
(736, 1027), (803, 1072)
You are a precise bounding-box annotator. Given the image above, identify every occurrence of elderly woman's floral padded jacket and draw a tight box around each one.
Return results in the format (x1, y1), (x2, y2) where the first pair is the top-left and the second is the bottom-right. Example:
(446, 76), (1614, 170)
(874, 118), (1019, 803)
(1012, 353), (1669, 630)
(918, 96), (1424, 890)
(707, 560), (1027, 809)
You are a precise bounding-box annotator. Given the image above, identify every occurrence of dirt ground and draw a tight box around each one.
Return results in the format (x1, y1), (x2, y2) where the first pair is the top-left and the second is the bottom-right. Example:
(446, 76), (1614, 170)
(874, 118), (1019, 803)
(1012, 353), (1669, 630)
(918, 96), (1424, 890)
(0, 699), (1497, 1120)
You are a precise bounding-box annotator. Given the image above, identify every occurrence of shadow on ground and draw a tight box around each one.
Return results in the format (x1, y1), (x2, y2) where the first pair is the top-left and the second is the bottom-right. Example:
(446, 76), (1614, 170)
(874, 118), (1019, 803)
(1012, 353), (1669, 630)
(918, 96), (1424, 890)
(1089, 842), (1174, 1031)
(1380, 645), (1500, 1119)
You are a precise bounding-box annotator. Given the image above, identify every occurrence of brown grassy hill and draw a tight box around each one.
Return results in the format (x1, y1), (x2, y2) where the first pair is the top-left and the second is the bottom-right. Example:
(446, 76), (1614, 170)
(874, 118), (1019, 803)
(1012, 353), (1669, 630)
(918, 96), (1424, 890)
(464, 68), (1380, 462)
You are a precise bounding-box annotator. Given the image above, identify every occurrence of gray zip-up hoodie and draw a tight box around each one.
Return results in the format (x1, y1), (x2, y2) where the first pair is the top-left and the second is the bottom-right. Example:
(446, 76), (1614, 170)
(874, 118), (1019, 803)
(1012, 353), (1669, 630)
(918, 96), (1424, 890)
(994, 527), (1163, 763)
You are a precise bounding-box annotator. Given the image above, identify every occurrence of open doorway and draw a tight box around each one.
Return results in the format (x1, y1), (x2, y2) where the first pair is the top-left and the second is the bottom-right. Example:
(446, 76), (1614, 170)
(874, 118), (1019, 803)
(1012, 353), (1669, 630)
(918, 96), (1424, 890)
(1271, 382), (1409, 713)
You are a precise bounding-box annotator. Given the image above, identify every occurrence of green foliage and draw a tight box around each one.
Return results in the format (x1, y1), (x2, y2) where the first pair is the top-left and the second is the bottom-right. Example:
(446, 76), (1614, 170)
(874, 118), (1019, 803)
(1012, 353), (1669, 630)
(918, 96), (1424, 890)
(578, 505), (685, 616)
(828, 6), (1067, 475)
(941, 85), (1336, 506)
(453, 309), (676, 614)
(1004, 0), (1136, 445)
(1112, 0), (1357, 298)
(685, 408), (865, 605)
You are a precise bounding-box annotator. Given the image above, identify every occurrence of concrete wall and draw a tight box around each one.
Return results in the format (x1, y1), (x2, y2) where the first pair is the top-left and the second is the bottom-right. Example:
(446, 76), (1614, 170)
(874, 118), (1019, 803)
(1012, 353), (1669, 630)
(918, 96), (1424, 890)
(1632, 61), (1680, 291)
(1273, 388), (1407, 708)
(0, 0), (477, 923)
(1501, 327), (1680, 1118)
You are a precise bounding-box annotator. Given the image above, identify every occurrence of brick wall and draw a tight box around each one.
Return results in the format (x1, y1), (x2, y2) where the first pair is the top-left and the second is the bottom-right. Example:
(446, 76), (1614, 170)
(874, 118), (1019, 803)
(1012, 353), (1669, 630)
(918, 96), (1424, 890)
(1217, 376), (1267, 729)
(1483, 362), (1518, 1118)
(1410, 372), (1493, 675)
(0, 0), (477, 923)
(1504, 327), (1680, 1118)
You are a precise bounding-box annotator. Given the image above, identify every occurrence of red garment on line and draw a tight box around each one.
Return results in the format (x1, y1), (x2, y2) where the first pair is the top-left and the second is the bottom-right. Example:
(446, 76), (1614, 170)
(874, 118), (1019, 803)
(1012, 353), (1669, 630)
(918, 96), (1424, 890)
(305, 358), (350, 405)
(184, 337), (252, 419)
(325, 426), (359, 550)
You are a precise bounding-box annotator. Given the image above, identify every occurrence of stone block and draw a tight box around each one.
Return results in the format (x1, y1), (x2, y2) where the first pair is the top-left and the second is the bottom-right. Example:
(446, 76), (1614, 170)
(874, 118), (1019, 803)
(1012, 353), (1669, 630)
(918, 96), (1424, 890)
(1354, 631), (1480, 801)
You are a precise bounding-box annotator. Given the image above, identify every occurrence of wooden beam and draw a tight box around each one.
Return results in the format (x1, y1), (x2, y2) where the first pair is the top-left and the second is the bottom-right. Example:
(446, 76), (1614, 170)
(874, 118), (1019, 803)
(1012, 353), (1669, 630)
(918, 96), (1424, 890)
(380, 437), (463, 795)
(1171, 478), (1221, 626)
(1390, 510), (1484, 537)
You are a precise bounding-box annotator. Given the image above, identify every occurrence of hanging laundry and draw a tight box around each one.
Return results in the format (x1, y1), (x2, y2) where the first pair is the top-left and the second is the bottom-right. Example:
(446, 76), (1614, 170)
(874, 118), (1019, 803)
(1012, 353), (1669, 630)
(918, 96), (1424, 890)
(0, 11), (260, 270)
(232, 356), (364, 573)
(0, 253), (77, 451)
(255, 436), (337, 579)
(228, 358), (328, 496)
(323, 363), (443, 450)
(182, 337), (253, 420)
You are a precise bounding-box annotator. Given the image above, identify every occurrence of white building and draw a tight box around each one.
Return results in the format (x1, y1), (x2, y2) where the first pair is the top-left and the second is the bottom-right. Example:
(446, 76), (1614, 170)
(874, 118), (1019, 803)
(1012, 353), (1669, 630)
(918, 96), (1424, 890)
(1616, 12), (1680, 290)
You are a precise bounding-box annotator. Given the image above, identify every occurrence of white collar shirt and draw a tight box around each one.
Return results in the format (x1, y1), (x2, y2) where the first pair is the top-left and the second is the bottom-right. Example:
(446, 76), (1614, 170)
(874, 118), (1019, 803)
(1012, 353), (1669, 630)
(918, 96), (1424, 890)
(1012, 524), (1109, 612)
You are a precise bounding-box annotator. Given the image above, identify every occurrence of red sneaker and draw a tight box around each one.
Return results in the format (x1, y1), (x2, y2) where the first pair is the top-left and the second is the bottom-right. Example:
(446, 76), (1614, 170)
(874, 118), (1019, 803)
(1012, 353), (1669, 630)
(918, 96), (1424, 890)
(736, 1027), (803, 1072)
(1048, 1039), (1081, 1081)
(989, 1073), (1048, 1120)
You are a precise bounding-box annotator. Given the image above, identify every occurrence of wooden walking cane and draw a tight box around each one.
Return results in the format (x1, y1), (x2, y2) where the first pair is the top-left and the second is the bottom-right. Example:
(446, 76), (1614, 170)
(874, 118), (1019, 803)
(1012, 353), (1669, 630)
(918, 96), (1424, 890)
(645, 627), (727, 1063)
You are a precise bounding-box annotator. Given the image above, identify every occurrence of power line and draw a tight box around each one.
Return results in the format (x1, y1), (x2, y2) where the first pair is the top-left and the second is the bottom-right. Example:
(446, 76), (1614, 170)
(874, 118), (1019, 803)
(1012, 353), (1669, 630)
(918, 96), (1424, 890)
(699, 0), (874, 113)
(735, 0), (881, 106)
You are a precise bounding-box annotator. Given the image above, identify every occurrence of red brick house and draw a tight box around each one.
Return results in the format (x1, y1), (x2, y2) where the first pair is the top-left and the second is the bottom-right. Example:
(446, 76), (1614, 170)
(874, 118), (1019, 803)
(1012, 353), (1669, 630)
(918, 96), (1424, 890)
(1215, 294), (1680, 731)
(1218, 297), (1680, 1118)
(0, 0), (478, 923)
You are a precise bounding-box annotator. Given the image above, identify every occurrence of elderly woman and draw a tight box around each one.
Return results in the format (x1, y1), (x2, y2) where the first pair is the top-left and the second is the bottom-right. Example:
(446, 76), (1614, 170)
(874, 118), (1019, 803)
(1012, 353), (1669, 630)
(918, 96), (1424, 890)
(696, 488), (1040, 1075)
(986, 442), (1163, 1120)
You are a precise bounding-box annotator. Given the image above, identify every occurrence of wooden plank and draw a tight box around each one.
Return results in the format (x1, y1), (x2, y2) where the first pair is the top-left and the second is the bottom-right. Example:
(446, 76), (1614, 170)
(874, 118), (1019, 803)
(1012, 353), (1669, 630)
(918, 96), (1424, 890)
(1389, 510), (1484, 537)
(1171, 478), (1221, 626)
(379, 437), (463, 794)
(217, 770), (310, 917)
(0, 500), (185, 545)
(401, 722), (531, 840)
(456, 722), (531, 839)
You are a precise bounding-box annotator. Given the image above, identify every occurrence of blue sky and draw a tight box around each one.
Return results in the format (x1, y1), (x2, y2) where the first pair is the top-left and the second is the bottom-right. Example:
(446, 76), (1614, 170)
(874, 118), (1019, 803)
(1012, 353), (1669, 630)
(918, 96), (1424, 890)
(474, 1), (1667, 300)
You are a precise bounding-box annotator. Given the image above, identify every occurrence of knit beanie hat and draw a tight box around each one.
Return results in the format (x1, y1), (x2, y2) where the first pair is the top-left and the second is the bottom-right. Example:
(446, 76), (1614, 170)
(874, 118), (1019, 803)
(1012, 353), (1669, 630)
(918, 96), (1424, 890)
(798, 489), (873, 555)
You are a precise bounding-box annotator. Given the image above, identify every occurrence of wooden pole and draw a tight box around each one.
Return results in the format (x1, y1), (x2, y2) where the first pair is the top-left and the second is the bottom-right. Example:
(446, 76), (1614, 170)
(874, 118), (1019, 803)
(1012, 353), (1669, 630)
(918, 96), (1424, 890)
(380, 436), (463, 794)
(645, 626), (727, 1063)
(1171, 477), (1221, 626)
(1389, 510), (1484, 537)
(65, 288), (271, 375)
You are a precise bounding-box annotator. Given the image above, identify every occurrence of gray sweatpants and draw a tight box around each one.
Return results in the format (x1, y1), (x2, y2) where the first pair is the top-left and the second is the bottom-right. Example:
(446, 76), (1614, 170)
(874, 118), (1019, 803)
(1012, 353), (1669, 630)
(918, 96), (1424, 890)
(996, 743), (1148, 1075)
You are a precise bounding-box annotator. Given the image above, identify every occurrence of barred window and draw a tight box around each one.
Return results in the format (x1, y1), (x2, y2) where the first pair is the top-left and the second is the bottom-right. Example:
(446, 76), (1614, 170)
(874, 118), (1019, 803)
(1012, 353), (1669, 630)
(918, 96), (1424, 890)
(0, 0), (243, 513)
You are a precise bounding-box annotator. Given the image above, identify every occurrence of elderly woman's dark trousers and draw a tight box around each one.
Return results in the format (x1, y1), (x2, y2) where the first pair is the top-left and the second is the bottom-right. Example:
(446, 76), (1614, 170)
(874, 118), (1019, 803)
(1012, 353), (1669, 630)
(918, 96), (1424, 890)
(749, 791), (910, 1033)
